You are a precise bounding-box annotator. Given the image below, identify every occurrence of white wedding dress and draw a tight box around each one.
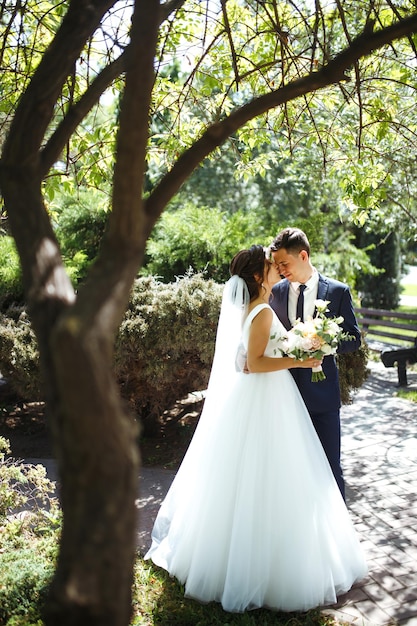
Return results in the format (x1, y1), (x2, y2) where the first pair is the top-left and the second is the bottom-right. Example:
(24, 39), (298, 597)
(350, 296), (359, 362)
(145, 303), (367, 613)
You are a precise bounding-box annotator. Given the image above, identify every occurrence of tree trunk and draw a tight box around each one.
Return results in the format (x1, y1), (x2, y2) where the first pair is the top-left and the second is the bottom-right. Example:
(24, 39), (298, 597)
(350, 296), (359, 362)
(0, 1), (161, 622)
(44, 325), (139, 626)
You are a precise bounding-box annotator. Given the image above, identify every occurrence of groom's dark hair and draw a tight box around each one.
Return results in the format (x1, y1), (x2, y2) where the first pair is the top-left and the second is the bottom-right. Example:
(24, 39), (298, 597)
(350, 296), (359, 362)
(270, 227), (310, 256)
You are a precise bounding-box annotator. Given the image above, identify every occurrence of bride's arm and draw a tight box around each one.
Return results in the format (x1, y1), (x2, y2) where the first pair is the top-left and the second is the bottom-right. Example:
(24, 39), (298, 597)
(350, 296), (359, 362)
(246, 308), (319, 373)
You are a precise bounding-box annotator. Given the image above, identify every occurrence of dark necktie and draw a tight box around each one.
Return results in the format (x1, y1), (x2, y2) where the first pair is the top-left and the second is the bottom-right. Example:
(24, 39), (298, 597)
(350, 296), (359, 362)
(296, 284), (307, 322)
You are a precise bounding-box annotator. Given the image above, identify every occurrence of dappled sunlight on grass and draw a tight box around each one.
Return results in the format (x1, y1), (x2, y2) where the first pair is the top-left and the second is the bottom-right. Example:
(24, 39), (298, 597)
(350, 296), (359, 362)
(131, 558), (349, 626)
(395, 388), (417, 403)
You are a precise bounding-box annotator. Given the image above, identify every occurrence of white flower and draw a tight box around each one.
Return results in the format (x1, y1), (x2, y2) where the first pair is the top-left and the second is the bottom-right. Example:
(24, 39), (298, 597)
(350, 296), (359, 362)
(314, 299), (330, 313)
(270, 300), (354, 381)
(328, 319), (343, 334)
(321, 343), (334, 355)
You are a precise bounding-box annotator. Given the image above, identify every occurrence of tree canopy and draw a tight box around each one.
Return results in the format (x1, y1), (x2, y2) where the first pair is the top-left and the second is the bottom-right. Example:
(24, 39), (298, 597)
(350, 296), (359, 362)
(2, 1), (417, 233)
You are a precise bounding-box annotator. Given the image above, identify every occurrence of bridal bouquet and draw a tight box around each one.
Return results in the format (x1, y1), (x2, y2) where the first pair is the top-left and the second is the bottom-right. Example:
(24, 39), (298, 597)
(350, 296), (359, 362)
(275, 299), (352, 382)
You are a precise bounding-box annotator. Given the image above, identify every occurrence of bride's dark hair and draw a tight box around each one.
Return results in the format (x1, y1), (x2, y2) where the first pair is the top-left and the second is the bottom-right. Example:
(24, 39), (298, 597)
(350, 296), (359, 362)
(229, 245), (267, 301)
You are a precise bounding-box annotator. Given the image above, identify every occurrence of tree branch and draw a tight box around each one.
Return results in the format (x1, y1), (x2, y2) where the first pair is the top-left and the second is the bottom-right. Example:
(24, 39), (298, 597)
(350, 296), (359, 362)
(335, 0), (363, 157)
(69, 0), (162, 337)
(40, 50), (128, 176)
(221, 0), (240, 87)
(384, 191), (416, 228)
(40, 0), (188, 176)
(2, 0), (116, 171)
(110, 0), (160, 245)
(144, 11), (417, 232)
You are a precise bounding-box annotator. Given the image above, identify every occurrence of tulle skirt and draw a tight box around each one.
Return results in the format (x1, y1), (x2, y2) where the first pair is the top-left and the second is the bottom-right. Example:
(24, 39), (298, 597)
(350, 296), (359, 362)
(145, 368), (367, 613)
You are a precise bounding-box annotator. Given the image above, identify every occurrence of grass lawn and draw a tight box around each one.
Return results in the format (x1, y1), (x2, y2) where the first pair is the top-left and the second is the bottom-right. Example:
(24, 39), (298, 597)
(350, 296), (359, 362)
(396, 388), (417, 403)
(402, 284), (417, 296)
(131, 559), (349, 625)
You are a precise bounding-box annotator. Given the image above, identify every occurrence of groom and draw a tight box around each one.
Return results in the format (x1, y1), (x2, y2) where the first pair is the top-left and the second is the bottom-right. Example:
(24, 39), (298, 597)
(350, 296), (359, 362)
(269, 228), (361, 500)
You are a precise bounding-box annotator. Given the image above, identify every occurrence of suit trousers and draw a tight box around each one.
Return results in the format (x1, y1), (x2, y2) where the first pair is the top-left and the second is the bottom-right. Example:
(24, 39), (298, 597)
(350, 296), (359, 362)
(309, 408), (345, 500)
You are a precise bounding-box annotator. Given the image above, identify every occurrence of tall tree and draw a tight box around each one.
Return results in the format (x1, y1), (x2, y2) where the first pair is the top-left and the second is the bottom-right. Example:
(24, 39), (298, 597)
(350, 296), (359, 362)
(1, 1), (417, 624)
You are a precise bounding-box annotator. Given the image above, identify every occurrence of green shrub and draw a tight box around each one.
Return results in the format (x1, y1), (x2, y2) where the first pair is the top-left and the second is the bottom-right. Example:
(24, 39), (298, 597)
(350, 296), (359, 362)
(142, 203), (270, 283)
(0, 546), (55, 623)
(314, 237), (379, 299)
(0, 437), (60, 625)
(0, 308), (42, 401)
(0, 275), (222, 418)
(114, 274), (223, 436)
(0, 236), (24, 309)
(55, 191), (109, 286)
(337, 337), (370, 405)
(0, 437), (60, 531)
(354, 230), (401, 309)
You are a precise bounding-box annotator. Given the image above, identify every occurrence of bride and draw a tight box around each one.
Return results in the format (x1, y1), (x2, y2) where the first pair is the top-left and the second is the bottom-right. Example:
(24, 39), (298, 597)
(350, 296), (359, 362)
(145, 244), (367, 613)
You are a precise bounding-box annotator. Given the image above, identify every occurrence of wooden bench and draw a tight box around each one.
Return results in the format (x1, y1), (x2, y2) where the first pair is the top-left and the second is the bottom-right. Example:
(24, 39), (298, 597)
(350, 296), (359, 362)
(355, 307), (417, 386)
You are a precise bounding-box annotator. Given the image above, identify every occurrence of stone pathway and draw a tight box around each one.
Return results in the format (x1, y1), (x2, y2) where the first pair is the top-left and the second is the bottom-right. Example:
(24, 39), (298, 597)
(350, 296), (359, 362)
(326, 360), (417, 625)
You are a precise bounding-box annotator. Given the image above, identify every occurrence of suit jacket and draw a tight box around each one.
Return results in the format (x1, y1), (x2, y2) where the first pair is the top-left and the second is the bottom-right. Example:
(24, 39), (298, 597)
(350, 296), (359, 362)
(270, 273), (361, 414)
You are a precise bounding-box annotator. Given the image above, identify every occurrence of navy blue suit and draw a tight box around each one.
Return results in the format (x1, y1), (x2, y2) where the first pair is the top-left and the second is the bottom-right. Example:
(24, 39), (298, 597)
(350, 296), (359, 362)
(270, 274), (361, 499)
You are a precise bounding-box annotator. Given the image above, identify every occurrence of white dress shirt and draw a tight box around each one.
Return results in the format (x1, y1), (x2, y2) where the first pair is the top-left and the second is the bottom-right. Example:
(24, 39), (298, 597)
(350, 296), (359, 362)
(288, 269), (319, 326)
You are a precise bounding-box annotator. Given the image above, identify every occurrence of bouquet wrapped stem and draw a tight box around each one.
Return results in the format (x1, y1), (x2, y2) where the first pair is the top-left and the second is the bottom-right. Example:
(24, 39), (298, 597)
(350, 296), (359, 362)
(311, 365), (326, 382)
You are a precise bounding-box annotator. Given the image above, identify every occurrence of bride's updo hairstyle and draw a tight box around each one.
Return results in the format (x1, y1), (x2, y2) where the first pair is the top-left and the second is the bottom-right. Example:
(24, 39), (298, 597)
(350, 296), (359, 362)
(229, 245), (267, 302)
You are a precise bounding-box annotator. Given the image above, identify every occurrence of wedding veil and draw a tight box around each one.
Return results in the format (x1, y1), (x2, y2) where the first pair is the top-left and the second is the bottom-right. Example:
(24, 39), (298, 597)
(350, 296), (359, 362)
(202, 275), (250, 413)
